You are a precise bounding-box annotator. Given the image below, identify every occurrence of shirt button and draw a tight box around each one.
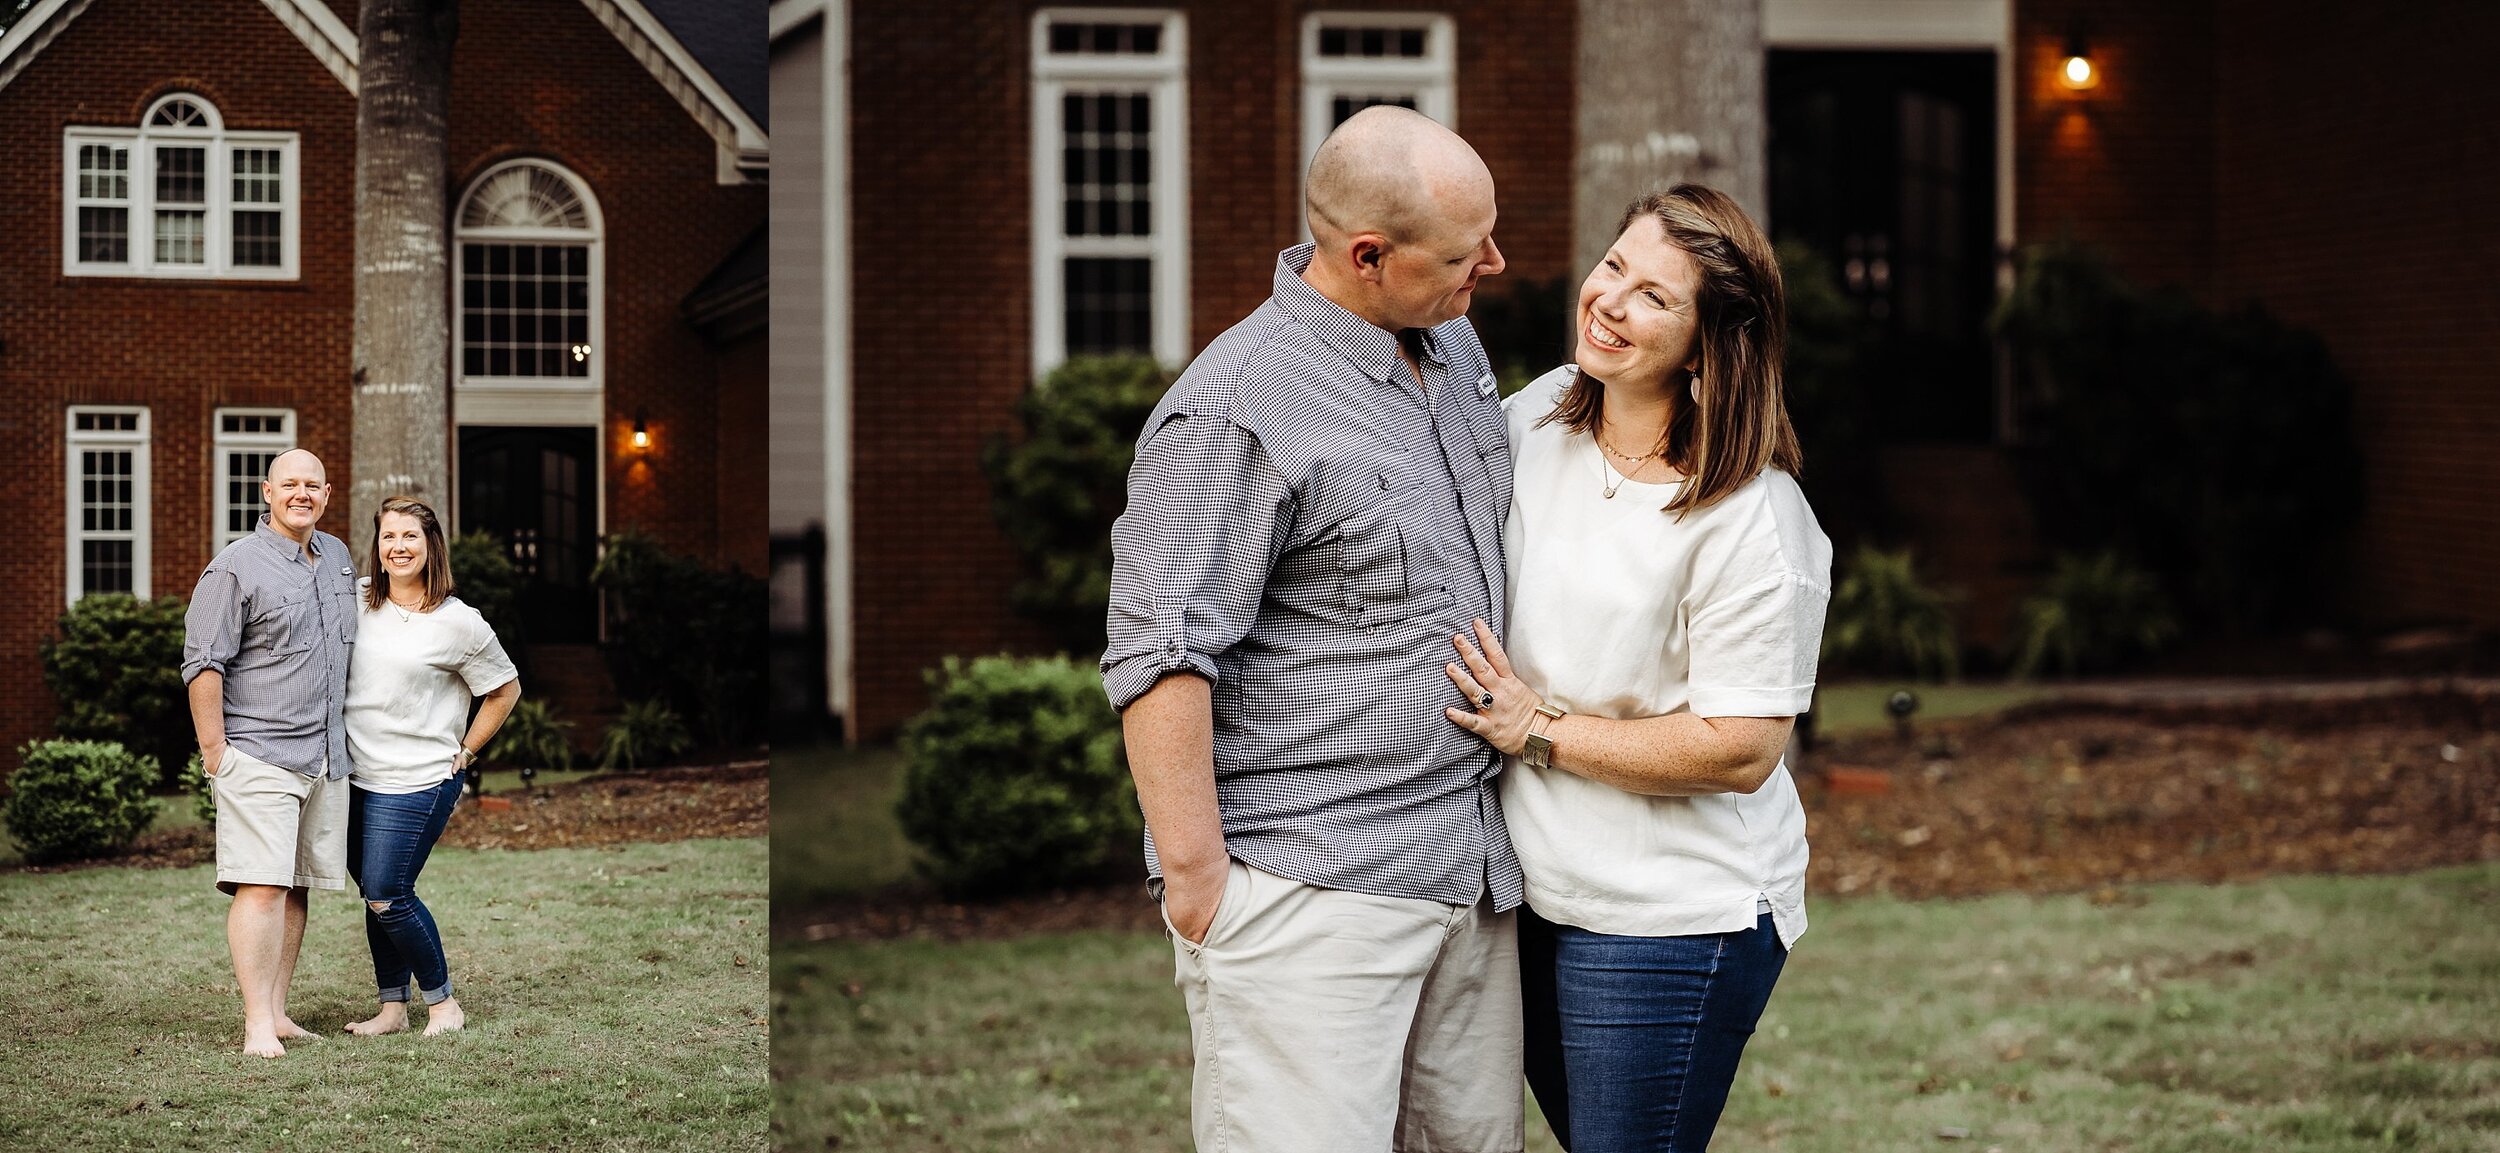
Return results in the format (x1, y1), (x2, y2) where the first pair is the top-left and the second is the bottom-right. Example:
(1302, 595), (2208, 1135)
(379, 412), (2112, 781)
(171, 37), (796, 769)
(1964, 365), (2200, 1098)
(1377, 473), (1390, 490)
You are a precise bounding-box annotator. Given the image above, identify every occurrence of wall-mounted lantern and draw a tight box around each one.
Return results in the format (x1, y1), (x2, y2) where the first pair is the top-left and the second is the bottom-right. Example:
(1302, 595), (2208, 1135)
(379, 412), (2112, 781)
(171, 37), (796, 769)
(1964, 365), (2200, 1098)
(2060, 23), (2100, 90)
(632, 411), (651, 451)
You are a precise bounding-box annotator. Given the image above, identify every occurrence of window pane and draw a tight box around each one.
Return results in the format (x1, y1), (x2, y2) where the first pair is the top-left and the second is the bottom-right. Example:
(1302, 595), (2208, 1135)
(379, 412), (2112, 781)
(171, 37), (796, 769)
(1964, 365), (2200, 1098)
(78, 207), (129, 263)
(232, 210), (281, 266)
(1061, 92), (1152, 239)
(232, 148), (283, 203)
(155, 210), (206, 264)
(78, 145), (129, 200)
(156, 146), (206, 205)
(82, 540), (134, 595)
(1064, 257), (1153, 356)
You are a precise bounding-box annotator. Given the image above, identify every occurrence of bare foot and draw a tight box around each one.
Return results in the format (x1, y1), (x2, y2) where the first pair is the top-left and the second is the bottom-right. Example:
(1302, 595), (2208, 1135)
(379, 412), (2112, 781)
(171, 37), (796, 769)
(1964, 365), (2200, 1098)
(242, 1027), (287, 1059)
(422, 998), (465, 1036)
(275, 1018), (322, 1042)
(344, 1004), (408, 1036)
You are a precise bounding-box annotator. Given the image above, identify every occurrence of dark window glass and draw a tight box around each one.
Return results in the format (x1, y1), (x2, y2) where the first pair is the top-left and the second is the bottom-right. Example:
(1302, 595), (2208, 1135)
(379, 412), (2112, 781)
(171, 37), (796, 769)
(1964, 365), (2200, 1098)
(1064, 257), (1153, 356)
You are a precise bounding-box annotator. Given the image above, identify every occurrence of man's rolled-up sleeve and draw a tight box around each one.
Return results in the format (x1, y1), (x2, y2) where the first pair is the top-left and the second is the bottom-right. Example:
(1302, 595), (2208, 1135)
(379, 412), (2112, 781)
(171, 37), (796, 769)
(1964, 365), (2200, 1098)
(1101, 410), (1294, 712)
(181, 568), (243, 684)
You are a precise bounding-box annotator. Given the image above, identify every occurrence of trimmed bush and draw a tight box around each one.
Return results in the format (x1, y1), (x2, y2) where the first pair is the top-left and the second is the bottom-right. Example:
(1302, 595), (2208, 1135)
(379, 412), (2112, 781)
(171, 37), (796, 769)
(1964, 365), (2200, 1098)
(599, 699), (693, 771)
(2011, 551), (2178, 679)
(40, 593), (190, 788)
(1822, 545), (1961, 682)
(591, 530), (766, 748)
(4, 740), (159, 862)
(486, 699), (575, 772)
(896, 654), (1137, 898)
(982, 354), (1177, 655)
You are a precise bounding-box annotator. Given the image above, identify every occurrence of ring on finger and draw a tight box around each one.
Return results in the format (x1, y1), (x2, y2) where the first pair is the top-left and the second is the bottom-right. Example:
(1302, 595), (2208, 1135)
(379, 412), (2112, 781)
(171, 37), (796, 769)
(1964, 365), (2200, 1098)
(1477, 691), (1495, 710)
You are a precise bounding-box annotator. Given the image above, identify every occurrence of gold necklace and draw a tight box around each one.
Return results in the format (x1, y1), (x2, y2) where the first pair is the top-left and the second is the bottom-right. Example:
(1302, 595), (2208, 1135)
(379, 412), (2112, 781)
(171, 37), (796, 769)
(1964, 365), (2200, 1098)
(1595, 426), (1665, 499)
(388, 593), (423, 622)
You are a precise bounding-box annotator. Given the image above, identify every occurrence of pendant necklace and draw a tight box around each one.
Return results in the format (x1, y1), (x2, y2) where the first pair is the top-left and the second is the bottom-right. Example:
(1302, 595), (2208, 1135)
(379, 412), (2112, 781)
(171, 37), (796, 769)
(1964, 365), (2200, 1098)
(1595, 428), (1664, 500)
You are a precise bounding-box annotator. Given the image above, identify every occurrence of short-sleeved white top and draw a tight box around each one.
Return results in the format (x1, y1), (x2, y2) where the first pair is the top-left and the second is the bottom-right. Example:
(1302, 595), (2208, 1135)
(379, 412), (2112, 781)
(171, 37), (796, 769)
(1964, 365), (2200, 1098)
(344, 589), (519, 795)
(1497, 366), (1833, 948)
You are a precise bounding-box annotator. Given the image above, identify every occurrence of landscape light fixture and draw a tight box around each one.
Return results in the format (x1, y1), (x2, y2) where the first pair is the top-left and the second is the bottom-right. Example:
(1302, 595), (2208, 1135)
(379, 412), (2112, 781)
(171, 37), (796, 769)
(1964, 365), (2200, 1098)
(2060, 23), (2100, 90)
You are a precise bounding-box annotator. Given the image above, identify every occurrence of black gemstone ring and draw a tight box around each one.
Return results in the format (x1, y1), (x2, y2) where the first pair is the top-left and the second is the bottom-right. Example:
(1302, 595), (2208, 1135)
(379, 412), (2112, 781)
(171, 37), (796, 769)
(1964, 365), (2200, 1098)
(1477, 692), (1496, 710)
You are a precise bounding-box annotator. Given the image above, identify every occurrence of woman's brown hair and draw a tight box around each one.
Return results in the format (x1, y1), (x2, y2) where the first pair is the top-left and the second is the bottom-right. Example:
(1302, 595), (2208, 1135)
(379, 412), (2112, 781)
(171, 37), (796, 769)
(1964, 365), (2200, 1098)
(365, 496), (458, 612)
(1541, 183), (1803, 516)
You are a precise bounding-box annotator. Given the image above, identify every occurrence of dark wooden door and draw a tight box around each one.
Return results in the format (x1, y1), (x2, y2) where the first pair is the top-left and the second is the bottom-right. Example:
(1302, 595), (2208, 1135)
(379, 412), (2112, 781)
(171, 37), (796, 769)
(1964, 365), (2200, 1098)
(458, 426), (597, 643)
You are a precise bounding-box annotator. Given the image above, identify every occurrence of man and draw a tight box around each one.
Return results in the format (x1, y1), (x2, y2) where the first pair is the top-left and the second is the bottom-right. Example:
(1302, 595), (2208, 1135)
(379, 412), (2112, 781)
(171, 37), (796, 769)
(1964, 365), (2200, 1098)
(182, 448), (360, 1058)
(1102, 106), (1524, 1152)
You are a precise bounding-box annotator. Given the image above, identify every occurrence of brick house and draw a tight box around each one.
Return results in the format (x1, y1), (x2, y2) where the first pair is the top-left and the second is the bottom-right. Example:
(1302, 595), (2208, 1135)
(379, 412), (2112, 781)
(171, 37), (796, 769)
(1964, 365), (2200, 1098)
(774, 0), (2496, 741)
(0, 0), (768, 762)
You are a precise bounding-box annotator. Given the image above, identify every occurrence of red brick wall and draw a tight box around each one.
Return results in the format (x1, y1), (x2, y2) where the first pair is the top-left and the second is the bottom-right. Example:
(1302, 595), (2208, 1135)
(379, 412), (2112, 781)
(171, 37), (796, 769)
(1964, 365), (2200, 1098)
(845, 1), (1575, 739)
(0, 0), (360, 763)
(0, 0), (764, 764)
(2207, 0), (2500, 628)
(2013, 0), (2215, 293)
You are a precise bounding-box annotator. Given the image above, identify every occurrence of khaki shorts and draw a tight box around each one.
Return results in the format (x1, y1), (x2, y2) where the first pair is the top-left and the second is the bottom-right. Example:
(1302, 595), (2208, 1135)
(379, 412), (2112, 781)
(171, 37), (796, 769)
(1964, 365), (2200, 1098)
(210, 745), (347, 895)
(1165, 859), (1524, 1153)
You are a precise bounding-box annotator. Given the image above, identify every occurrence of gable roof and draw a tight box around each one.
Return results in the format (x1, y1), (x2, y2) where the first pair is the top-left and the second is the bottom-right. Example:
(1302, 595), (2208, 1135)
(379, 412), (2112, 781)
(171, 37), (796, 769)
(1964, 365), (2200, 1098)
(0, 0), (764, 174)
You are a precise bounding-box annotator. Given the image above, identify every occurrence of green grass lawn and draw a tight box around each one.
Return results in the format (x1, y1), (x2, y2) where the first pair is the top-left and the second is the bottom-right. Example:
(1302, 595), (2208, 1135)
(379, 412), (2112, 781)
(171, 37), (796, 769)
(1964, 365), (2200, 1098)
(1, 837), (768, 1152)
(770, 743), (916, 908)
(773, 864), (2500, 1153)
(1810, 681), (2046, 739)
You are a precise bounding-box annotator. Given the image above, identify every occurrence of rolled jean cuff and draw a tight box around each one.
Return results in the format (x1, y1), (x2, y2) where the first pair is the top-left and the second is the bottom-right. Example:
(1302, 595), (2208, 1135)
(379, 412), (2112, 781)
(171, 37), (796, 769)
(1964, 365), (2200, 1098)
(419, 980), (453, 1006)
(377, 985), (411, 1005)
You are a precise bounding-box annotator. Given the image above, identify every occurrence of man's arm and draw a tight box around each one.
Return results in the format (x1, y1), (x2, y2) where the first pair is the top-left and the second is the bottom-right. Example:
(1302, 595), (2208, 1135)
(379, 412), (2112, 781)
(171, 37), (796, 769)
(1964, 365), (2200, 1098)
(1123, 673), (1226, 942)
(188, 671), (227, 776)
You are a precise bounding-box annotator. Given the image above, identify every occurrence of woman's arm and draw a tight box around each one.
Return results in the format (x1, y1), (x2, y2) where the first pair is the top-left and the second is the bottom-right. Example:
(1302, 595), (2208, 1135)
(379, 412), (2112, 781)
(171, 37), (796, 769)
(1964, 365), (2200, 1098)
(1442, 619), (1794, 797)
(458, 678), (523, 764)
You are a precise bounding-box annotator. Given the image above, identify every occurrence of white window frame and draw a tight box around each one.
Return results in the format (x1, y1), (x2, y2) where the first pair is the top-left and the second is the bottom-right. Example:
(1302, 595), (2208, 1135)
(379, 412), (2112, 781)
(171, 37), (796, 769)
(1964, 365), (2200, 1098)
(1030, 8), (1190, 375)
(62, 94), (301, 280)
(65, 406), (152, 604)
(1298, 12), (1456, 241)
(212, 407), (296, 549)
(452, 158), (607, 427)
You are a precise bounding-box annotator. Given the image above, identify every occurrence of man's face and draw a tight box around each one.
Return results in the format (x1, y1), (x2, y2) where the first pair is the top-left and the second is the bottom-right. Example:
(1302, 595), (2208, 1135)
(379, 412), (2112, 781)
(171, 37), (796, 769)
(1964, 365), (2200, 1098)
(1376, 185), (1505, 331)
(262, 454), (330, 536)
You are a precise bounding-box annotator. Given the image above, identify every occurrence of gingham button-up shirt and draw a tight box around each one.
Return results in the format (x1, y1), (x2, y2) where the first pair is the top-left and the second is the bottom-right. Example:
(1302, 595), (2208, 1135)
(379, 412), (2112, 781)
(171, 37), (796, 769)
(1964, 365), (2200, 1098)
(1103, 244), (1526, 911)
(180, 515), (359, 780)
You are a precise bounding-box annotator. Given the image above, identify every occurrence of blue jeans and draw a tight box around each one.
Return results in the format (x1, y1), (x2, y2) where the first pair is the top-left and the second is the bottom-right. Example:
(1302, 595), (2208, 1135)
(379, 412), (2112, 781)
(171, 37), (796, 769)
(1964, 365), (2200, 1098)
(1521, 907), (1789, 1152)
(346, 777), (463, 1005)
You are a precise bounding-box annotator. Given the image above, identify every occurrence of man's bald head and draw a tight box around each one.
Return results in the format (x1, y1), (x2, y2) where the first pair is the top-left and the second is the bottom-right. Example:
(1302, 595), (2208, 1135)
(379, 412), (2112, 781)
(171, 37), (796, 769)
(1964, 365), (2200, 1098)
(266, 447), (326, 484)
(1305, 105), (1493, 247)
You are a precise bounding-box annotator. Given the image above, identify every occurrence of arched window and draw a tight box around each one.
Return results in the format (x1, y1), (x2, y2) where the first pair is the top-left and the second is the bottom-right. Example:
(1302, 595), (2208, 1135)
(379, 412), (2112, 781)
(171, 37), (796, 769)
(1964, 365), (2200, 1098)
(63, 93), (298, 278)
(455, 160), (602, 385)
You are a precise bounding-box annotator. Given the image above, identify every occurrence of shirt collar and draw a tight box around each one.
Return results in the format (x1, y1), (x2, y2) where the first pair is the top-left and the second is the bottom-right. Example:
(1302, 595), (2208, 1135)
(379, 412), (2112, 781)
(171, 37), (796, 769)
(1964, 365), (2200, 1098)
(1271, 244), (1446, 385)
(253, 512), (318, 565)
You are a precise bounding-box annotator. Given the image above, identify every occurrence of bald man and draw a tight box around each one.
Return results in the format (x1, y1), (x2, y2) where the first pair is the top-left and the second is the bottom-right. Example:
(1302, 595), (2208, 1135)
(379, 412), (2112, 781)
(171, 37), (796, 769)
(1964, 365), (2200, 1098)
(183, 448), (360, 1057)
(1103, 106), (1525, 1151)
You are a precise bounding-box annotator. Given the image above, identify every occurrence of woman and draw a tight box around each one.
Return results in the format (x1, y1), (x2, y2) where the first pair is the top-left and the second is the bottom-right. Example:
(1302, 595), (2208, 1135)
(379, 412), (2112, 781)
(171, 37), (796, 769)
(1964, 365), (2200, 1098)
(1443, 185), (1831, 1150)
(341, 496), (522, 1037)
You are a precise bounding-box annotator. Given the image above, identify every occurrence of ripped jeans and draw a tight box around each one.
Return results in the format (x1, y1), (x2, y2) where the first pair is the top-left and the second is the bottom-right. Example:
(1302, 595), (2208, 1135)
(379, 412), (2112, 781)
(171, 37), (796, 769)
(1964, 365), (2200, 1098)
(346, 776), (464, 1005)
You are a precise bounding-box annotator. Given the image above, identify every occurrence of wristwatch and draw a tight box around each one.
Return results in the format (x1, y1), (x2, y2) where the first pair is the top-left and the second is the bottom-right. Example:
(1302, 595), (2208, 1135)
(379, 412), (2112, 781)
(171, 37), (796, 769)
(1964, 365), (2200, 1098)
(1523, 703), (1566, 770)
(453, 746), (477, 771)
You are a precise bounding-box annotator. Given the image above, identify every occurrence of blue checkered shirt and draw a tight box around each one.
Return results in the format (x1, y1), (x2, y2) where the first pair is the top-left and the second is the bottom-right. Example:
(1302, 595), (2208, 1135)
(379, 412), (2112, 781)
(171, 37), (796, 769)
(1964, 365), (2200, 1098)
(181, 515), (359, 780)
(1103, 244), (1526, 911)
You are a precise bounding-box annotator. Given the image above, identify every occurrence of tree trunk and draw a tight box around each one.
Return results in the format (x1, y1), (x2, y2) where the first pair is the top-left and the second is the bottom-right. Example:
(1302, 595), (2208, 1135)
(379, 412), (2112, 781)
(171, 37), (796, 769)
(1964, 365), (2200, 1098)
(349, 0), (459, 560)
(1572, 0), (1766, 281)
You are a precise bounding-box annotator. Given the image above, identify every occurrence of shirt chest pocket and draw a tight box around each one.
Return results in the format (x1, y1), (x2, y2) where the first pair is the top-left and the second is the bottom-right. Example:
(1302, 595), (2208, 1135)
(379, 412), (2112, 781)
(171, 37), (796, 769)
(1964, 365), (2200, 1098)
(1330, 459), (1452, 627)
(331, 585), (361, 645)
(243, 591), (316, 661)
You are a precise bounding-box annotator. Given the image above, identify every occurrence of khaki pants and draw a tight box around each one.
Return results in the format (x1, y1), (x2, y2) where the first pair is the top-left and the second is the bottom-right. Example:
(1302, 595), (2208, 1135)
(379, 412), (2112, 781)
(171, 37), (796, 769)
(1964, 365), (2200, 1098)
(1165, 859), (1523, 1153)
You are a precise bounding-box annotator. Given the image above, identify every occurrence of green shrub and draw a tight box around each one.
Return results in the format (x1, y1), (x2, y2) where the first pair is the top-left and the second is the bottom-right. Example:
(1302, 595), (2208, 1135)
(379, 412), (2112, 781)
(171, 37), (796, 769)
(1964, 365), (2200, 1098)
(982, 354), (1177, 655)
(599, 699), (693, 771)
(181, 751), (214, 824)
(450, 531), (525, 659)
(2011, 551), (2178, 679)
(486, 699), (575, 772)
(896, 654), (1137, 898)
(1822, 545), (1961, 681)
(4, 740), (159, 863)
(1994, 241), (2360, 633)
(40, 594), (190, 788)
(591, 530), (766, 748)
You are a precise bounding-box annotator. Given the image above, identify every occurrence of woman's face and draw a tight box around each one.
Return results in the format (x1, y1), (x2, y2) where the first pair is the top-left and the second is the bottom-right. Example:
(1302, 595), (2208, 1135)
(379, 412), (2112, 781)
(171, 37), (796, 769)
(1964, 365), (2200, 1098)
(377, 511), (428, 586)
(1573, 220), (1703, 391)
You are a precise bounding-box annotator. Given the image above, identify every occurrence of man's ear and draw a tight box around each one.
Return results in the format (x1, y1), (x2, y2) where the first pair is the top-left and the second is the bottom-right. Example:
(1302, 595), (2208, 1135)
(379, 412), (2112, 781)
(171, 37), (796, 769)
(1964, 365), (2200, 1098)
(1350, 238), (1388, 280)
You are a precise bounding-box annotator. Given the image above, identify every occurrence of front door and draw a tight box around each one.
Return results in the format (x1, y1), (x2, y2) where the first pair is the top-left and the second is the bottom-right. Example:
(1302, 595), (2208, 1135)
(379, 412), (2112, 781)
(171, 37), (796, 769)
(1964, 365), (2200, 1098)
(458, 425), (598, 643)
(1770, 50), (1998, 444)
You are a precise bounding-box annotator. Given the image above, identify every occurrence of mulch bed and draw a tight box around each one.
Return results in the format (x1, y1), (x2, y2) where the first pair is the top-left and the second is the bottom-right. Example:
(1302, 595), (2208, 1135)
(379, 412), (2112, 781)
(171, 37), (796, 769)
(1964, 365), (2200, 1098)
(15, 760), (768, 875)
(791, 687), (2500, 942)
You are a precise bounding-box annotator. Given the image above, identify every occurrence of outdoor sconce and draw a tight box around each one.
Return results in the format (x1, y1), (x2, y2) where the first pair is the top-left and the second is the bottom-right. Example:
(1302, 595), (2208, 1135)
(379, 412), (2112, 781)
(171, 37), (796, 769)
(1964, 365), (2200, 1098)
(632, 412), (651, 451)
(2059, 25), (2100, 90)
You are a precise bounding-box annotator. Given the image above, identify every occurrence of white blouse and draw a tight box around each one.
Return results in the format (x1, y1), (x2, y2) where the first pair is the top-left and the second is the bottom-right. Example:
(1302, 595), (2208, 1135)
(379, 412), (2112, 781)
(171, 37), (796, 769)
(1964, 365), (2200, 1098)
(344, 592), (518, 795)
(1497, 366), (1832, 948)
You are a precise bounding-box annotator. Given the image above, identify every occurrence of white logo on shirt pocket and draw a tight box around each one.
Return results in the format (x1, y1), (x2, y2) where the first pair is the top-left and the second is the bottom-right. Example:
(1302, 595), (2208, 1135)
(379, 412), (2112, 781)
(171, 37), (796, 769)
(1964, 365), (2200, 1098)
(1476, 370), (1497, 398)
